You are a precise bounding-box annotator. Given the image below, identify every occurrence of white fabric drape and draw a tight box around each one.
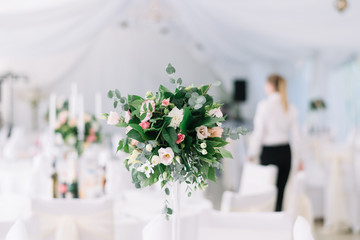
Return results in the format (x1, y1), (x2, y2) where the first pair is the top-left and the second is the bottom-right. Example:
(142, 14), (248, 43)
(0, 0), (130, 58)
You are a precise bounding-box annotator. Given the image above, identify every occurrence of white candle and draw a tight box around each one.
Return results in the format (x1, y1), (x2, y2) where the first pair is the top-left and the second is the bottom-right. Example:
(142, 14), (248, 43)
(49, 93), (56, 134)
(69, 83), (77, 119)
(95, 92), (102, 118)
(77, 94), (85, 141)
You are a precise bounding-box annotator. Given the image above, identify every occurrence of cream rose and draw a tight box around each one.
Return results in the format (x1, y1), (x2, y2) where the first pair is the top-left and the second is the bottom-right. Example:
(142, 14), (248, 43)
(158, 147), (174, 166)
(208, 108), (223, 118)
(168, 107), (184, 129)
(107, 111), (121, 125)
(195, 125), (210, 140)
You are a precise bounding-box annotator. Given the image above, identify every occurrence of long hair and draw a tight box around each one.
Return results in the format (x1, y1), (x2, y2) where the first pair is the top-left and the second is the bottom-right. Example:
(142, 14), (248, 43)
(267, 74), (289, 112)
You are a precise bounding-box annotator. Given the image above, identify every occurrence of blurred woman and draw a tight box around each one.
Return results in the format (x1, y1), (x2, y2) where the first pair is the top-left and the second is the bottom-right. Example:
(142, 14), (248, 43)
(248, 74), (302, 211)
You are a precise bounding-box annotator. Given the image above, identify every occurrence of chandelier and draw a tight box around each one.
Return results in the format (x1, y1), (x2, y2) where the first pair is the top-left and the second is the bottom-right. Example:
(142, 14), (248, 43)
(335, 0), (348, 12)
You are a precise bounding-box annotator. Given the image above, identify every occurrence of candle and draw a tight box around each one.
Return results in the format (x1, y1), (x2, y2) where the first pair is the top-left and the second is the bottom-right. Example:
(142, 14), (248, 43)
(69, 83), (77, 119)
(49, 93), (56, 134)
(95, 92), (102, 118)
(77, 94), (85, 141)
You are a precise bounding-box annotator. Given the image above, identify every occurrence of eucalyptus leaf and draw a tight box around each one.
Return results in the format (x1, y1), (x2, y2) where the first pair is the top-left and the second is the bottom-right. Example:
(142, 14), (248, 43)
(115, 89), (121, 98)
(166, 64), (176, 74)
(107, 90), (114, 98)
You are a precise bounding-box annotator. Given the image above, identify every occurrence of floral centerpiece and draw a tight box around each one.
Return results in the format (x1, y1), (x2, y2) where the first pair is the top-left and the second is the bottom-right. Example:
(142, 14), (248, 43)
(104, 64), (246, 218)
(54, 100), (101, 155)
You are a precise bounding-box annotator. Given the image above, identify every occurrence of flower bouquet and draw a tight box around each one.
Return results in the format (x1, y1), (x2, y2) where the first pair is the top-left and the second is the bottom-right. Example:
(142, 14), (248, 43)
(104, 64), (246, 220)
(54, 100), (102, 155)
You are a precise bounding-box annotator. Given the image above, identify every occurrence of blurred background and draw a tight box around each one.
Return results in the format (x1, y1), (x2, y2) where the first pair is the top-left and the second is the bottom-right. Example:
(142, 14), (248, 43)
(0, 0), (359, 240)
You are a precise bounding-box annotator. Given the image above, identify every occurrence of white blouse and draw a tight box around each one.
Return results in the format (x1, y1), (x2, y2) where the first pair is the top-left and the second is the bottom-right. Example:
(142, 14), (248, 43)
(248, 93), (303, 158)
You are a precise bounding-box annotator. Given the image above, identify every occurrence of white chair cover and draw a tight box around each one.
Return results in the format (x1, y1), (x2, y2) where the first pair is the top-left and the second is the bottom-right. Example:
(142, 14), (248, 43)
(198, 210), (294, 240)
(221, 163), (277, 212)
(0, 222), (13, 240)
(32, 198), (113, 240)
(5, 220), (28, 240)
(142, 214), (198, 240)
(284, 172), (314, 226)
(293, 216), (314, 240)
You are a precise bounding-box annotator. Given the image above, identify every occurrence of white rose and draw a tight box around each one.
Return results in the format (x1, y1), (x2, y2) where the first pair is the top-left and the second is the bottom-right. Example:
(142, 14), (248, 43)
(151, 155), (161, 165)
(201, 149), (208, 155)
(146, 144), (153, 152)
(107, 111), (121, 125)
(168, 107), (184, 129)
(195, 125), (210, 140)
(66, 135), (76, 146)
(200, 143), (207, 149)
(208, 108), (223, 118)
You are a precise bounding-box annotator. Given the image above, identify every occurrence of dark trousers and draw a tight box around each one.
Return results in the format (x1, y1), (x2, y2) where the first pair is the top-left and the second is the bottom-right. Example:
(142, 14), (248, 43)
(260, 144), (291, 211)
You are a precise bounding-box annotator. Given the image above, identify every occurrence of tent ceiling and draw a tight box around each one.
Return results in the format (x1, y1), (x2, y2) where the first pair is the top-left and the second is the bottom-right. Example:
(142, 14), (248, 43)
(0, 0), (359, 86)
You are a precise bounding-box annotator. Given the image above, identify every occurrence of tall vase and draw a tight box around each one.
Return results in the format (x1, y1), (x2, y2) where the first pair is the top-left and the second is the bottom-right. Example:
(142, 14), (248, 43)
(172, 182), (180, 240)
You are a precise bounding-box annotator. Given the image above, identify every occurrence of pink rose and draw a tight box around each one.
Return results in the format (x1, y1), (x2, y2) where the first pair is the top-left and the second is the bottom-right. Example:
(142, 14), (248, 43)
(176, 133), (185, 144)
(162, 98), (170, 107)
(58, 111), (68, 124)
(195, 125), (211, 140)
(158, 147), (174, 165)
(86, 133), (97, 143)
(209, 126), (224, 138)
(139, 121), (150, 130)
(107, 111), (121, 125)
(125, 110), (132, 123)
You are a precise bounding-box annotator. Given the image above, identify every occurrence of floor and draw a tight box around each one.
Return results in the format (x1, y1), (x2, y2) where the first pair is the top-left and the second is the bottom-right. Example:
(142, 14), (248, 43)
(314, 221), (360, 240)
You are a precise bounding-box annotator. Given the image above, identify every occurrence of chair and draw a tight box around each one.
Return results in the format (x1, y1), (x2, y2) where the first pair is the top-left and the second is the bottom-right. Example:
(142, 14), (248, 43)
(293, 216), (314, 240)
(142, 214), (199, 240)
(5, 220), (28, 240)
(284, 172), (314, 226)
(198, 210), (294, 240)
(221, 163), (277, 212)
(0, 221), (13, 240)
(32, 198), (113, 240)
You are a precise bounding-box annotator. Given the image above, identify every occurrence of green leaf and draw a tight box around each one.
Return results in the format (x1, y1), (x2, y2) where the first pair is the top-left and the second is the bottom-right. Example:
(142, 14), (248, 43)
(170, 78), (176, 84)
(177, 78), (182, 85)
(129, 124), (149, 141)
(113, 101), (118, 108)
(208, 166), (216, 182)
(167, 207), (173, 215)
(115, 89), (121, 98)
(192, 117), (225, 128)
(107, 90), (114, 98)
(179, 107), (192, 134)
(219, 148), (233, 159)
(127, 129), (145, 142)
(162, 127), (177, 145)
(161, 127), (180, 153)
(165, 187), (170, 195)
(120, 97), (127, 105)
(166, 63), (176, 74)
